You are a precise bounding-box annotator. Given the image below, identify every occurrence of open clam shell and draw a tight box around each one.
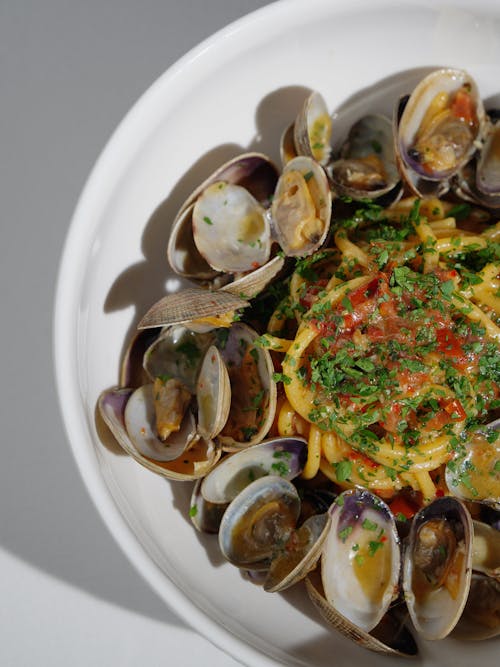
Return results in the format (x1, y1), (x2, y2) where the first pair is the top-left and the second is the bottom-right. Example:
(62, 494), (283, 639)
(328, 114), (401, 201)
(167, 152), (279, 281)
(321, 488), (401, 633)
(396, 68), (485, 189)
(123, 383), (196, 461)
(472, 520), (500, 581)
(293, 91), (332, 165)
(477, 114), (500, 197)
(189, 478), (227, 533)
(98, 387), (221, 480)
(264, 512), (330, 593)
(402, 496), (473, 640)
(192, 182), (271, 273)
(216, 323), (277, 450)
(452, 572), (500, 640)
(270, 155), (332, 257)
(196, 345), (231, 442)
(218, 475), (301, 569)
(142, 324), (215, 393)
(201, 436), (308, 505)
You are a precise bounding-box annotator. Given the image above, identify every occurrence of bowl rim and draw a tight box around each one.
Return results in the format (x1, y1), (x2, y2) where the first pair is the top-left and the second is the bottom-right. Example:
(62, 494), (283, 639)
(53, 0), (500, 665)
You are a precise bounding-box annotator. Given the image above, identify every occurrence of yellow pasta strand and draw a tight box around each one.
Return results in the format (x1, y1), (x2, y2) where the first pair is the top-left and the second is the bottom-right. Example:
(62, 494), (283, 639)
(302, 424), (322, 480)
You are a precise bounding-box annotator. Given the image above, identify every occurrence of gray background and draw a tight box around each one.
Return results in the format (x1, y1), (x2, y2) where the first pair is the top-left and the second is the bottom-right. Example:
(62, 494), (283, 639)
(1, 2), (273, 665)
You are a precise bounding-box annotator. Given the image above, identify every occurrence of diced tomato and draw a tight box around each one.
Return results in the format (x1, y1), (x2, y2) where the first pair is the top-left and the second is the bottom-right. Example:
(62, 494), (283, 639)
(348, 449), (378, 469)
(435, 327), (468, 368)
(450, 89), (475, 125)
(441, 397), (467, 421)
(379, 402), (402, 434)
(424, 397), (466, 431)
(388, 495), (418, 520)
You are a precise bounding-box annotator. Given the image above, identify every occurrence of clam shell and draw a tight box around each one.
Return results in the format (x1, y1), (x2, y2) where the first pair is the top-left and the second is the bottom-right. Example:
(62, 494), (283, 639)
(167, 152), (279, 281)
(270, 155), (332, 257)
(192, 182), (271, 273)
(137, 289), (249, 329)
(294, 91), (332, 165)
(264, 512), (330, 593)
(305, 571), (418, 656)
(397, 68), (485, 182)
(218, 475), (301, 569)
(189, 478), (227, 533)
(123, 384), (196, 461)
(216, 323), (277, 450)
(98, 387), (221, 480)
(201, 436), (308, 505)
(143, 325), (215, 393)
(402, 496), (473, 640)
(451, 572), (500, 640)
(329, 114), (401, 201)
(196, 345), (231, 441)
(321, 488), (401, 633)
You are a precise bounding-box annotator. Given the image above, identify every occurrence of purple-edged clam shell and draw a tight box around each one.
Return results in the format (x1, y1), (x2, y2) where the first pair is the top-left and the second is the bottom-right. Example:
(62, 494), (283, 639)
(322, 488), (400, 633)
(201, 436), (308, 505)
(402, 496), (473, 640)
(218, 475), (301, 569)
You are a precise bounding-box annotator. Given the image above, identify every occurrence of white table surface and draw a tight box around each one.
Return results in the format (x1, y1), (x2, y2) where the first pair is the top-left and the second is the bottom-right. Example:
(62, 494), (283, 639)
(1, 2), (273, 665)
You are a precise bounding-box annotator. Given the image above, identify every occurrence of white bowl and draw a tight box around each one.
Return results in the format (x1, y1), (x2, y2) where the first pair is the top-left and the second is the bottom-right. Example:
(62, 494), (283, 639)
(54, 0), (500, 665)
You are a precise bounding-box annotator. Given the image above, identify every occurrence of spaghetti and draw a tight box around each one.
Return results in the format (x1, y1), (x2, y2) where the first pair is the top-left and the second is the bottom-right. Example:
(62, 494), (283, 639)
(263, 197), (500, 503)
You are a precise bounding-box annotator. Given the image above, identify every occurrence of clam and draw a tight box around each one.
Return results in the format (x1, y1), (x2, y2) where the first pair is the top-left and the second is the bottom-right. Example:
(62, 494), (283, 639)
(402, 496), (473, 640)
(293, 91), (332, 165)
(215, 323), (276, 450)
(167, 153), (279, 283)
(264, 512), (330, 592)
(280, 122), (297, 166)
(98, 386), (221, 480)
(195, 436), (307, 534)
(142, 324), (215, 393)
(201, 437), (307, 506)
(218, 475), (301, 569)
(270, 155), (332, 257)
(97, 340), (230, 478)
(328, 114), (401, 201)
(453, 112), (500, 209)
(138, 288), (249, 330)
(192, 182), (271, 273)
(321, 488), (401, 633)
(396, 68), (486, 196)
(445, 420), (500, 509)
(452, 572), (500, 640)
(189, 478), (227, 533)
(472, 520), (500, 581)
(477, 113), (500, 196)
(123, 383), (196, 461)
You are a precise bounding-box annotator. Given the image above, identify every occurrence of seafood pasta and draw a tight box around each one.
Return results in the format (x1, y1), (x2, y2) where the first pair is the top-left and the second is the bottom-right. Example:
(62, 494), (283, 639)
(264, 197), (500, 504)
(99, 67), (500, 654)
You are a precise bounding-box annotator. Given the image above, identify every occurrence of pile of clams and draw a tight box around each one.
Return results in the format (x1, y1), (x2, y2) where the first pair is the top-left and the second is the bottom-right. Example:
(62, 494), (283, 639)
(99, 66), (500, 657)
